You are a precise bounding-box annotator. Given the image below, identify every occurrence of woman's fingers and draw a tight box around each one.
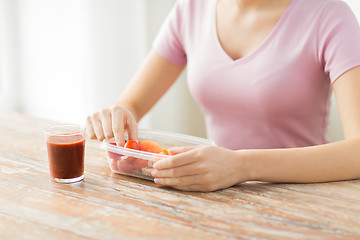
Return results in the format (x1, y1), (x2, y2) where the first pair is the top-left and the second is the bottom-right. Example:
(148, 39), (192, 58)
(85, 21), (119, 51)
(86, 105), (138, 146)
(151, 146), (238, 192)
(86, 116), (96, 139)
(111, 106), (125, 146)
(90, 112), (105, 141)
(154, 174), (201, 187)
(153, 150), (196, 169)
(168, 145), (198, 155)
(125, 112), (138, 141)
(151, 161), (200, 178)
(154, 175), (218, 192)
(153, 146), (200, 169)
(100, 109), (114, 140)
(111, 105), (138, 146)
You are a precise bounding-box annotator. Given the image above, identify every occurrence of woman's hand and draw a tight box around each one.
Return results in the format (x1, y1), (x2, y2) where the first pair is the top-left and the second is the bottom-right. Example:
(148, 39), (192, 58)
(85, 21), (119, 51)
(151, 145), (249, 192)
(86, 104), (138, 146)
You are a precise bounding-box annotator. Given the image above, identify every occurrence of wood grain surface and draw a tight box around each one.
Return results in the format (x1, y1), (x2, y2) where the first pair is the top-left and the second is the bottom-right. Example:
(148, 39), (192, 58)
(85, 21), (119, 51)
(0, 112), (359, 240)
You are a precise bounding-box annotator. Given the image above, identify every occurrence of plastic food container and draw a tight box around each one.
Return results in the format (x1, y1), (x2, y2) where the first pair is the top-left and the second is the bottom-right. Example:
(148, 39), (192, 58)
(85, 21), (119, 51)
(101, 129), (216, 181)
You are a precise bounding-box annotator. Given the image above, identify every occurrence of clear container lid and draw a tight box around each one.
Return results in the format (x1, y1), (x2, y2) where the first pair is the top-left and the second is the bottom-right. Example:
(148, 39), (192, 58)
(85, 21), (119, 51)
(101, 129), (215, 160)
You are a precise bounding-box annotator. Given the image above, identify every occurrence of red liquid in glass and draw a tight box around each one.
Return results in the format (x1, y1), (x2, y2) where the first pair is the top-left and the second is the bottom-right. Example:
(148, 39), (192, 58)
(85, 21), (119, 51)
(46, 134), (85, 180)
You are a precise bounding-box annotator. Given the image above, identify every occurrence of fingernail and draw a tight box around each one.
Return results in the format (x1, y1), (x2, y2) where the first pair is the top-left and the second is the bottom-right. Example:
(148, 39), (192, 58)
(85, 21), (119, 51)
(154, 178), (160, 184)
(153, 162), (159, 169)
(151, 169), (158, 177)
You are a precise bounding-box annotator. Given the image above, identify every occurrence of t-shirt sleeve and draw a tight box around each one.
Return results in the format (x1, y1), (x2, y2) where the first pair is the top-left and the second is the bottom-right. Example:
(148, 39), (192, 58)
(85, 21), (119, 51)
(152, 0), (187, 65)
(317, 1), (360, 83)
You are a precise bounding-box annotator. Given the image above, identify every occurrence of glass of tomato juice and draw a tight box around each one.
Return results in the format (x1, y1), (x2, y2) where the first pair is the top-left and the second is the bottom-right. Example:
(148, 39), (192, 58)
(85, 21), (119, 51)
(45, 124), (85, 183)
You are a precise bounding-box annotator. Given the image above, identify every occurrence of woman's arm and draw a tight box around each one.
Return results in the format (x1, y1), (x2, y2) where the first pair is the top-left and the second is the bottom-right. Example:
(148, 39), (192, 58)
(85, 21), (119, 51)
(86, 50), (185, 145)
(246, 65), (360, 183)
(152, 66), (360, 191)
(117, 50), (186, 122)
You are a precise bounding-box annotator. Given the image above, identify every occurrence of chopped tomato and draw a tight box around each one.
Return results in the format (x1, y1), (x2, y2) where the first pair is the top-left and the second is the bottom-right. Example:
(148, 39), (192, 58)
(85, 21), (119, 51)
(117, 160), (135, 173)
(124, 140), (139, 150)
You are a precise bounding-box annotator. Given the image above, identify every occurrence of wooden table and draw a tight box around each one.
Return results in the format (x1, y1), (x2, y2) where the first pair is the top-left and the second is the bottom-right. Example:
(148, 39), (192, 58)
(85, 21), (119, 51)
(1, 112), (360, 240)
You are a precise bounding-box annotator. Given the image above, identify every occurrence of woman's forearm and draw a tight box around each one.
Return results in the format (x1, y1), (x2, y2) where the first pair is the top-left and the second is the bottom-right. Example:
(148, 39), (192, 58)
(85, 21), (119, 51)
(115, 50), (185, 122)
(241, 139), (360, 183)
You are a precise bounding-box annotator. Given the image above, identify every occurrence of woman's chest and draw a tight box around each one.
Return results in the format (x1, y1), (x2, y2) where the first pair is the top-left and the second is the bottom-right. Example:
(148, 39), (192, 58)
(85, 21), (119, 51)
(216, 16), (278, 61)
(215, 1), (292, 61)
(186, 40), (329, 119)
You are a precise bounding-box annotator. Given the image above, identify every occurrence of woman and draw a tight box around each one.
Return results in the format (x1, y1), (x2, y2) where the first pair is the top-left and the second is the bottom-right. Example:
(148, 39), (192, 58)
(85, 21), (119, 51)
(86, 0), (360, 191)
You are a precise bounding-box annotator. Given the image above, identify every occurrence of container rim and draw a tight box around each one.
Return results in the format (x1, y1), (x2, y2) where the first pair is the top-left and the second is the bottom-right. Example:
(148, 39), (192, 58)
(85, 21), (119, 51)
(44, 124), (86, 137)
(101, 128), (215, 159)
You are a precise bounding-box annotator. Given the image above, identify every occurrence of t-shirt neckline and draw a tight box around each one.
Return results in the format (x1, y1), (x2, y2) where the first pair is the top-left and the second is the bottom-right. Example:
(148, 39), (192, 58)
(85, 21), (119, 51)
(212, 0), (297, 64)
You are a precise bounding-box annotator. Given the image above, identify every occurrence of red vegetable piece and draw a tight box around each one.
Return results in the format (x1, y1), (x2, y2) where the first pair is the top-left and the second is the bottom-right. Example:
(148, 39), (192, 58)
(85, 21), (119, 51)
(117, 160), (135, 173)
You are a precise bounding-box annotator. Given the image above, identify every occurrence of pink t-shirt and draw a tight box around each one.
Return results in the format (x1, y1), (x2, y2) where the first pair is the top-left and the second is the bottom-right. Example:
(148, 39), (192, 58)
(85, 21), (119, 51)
(153, 0), (360, 150)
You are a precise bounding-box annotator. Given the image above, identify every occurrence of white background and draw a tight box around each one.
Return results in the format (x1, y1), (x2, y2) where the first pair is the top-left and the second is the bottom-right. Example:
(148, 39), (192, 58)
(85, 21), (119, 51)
(0, 0), (359, 141)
